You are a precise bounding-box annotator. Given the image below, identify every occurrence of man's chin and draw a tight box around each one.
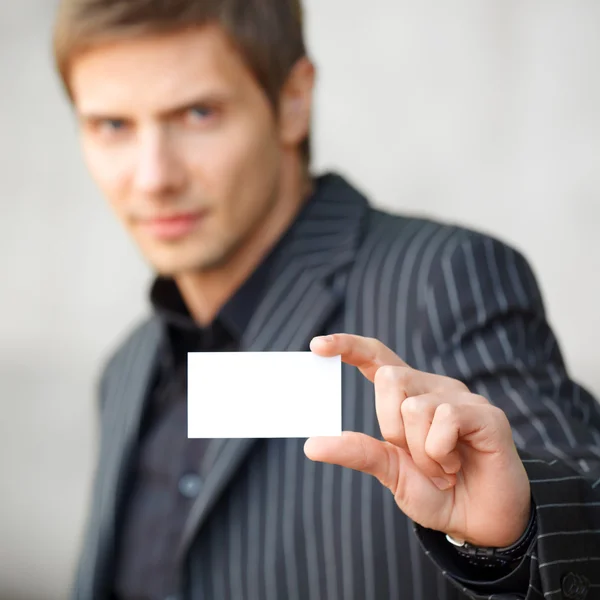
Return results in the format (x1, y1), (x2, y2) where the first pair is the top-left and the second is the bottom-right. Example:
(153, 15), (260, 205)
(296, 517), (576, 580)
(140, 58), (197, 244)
(147, 251), (233, 277)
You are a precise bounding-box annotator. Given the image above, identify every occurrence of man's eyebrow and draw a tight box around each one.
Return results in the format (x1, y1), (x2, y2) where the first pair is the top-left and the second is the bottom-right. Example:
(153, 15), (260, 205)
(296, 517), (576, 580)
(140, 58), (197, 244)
(77, 91), (234, 122)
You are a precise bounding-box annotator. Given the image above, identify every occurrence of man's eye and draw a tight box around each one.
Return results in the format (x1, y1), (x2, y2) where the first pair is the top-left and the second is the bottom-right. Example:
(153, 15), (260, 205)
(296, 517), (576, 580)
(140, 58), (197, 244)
(105, 119), (126, 130)
(96, 119), (128, 134)
(188, 106), (214, 121)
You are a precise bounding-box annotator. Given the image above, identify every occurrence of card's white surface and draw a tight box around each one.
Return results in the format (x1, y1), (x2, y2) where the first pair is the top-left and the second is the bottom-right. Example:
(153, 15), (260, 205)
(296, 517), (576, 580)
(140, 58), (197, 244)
(187, 352), (342, 438)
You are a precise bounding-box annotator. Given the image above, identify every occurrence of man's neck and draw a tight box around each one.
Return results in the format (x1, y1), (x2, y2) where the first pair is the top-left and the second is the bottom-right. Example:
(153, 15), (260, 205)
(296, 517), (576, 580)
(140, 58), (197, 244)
(175, 163), (313, 326)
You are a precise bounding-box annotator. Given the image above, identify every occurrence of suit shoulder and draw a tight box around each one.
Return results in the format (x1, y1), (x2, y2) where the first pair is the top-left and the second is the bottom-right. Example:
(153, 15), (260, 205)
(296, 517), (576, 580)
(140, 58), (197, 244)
(363, 208), (533, 269)
(363, 207), (462, 245)
(358, 209), (542, 310)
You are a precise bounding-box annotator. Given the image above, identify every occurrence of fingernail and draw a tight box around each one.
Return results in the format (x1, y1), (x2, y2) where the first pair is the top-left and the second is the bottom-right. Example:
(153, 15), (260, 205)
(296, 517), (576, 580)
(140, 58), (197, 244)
(317, 335), (333, 343)
(442, 464), (459, 475)
(432, 477), (451, 491)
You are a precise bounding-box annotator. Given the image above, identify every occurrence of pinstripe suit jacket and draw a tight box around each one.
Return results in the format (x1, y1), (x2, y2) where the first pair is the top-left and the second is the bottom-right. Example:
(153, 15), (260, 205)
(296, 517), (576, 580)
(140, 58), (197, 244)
(73, 174), (600, 600)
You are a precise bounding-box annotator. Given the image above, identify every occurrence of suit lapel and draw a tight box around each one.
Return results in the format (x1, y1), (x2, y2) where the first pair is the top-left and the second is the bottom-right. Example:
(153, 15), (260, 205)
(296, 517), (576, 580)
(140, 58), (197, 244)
(177, 174), (370, 560)
(81, 319), (163, 599)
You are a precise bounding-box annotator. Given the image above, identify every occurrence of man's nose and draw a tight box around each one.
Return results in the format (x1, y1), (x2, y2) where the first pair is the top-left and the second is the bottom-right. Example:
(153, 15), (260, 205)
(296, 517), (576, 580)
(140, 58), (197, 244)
(132, 128), (185, 196)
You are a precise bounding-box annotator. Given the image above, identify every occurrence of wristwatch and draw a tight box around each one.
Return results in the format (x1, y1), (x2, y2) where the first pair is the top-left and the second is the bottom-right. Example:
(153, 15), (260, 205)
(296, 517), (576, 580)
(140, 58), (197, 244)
(445, 503), (537, 570)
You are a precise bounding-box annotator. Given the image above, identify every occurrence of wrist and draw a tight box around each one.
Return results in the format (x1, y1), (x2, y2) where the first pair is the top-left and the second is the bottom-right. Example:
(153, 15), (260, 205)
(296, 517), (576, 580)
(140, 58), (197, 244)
(446, 500), (537, 570)
(448, 493), (531, 549)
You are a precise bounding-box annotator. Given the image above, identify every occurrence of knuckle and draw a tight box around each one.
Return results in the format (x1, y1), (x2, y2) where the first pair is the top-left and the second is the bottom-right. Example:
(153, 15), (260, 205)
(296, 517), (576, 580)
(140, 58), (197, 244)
(366, 336), (382, 350)
(436, 375), (468, 393)
(471, 393), (491, 405)
(487, 404), (509, 423)
(435, 402), (457, 422)
(375, 364), (398, 385)
(375, 365), (412, 389)
(454, 379), (469, 392)
(371, 336), (386, 349)
(353, 435), (371, 471)
(425, 438), (444, 461)
(400, 395), (421, 416)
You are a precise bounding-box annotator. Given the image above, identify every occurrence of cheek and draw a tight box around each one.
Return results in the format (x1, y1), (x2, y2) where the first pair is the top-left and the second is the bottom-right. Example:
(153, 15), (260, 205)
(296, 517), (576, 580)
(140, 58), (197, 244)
(185, 115), (280, 219)
(82, 139), (132, 213)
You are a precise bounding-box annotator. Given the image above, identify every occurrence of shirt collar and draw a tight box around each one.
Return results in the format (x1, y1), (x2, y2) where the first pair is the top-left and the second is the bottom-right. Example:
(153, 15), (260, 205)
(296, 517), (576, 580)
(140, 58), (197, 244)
(150, 248), (275, 341)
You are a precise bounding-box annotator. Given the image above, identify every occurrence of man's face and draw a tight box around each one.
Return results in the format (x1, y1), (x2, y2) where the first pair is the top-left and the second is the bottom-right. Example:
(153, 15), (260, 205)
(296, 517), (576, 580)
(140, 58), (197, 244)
(70, 26), (288, 275)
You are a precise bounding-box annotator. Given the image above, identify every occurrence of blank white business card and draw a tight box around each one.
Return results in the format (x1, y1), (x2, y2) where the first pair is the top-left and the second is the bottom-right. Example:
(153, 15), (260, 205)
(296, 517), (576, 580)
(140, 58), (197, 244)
(187, 352), (342, 438)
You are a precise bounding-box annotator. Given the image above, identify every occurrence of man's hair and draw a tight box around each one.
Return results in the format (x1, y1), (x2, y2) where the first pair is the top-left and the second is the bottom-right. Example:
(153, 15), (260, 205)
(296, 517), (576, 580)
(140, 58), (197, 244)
(53, 0), (310, 161)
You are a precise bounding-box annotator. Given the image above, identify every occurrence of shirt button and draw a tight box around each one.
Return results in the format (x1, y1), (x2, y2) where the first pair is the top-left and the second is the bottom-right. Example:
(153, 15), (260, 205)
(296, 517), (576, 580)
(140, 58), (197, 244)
(178, 473), (202, 498)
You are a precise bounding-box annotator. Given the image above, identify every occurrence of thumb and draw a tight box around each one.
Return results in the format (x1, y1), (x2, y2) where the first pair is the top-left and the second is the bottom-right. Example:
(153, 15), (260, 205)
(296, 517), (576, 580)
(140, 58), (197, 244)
(304, 432), (398, 490)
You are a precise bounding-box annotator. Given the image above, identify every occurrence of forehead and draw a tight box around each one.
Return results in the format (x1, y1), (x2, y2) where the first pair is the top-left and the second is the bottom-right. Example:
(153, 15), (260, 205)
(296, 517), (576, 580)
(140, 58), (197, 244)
(70, 25), (257, 116)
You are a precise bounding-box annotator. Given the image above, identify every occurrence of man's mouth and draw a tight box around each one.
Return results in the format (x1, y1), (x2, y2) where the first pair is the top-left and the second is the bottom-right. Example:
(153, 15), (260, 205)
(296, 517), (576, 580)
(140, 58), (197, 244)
(138, 211), (205, 241)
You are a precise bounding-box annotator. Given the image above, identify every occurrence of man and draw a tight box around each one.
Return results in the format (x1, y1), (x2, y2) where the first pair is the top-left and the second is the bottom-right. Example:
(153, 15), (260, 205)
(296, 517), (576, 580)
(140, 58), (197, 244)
(53, 0), (600, 599)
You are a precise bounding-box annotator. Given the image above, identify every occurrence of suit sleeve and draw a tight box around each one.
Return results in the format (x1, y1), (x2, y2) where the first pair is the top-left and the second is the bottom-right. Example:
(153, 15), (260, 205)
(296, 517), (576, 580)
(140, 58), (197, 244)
(412, 231), (600, 600)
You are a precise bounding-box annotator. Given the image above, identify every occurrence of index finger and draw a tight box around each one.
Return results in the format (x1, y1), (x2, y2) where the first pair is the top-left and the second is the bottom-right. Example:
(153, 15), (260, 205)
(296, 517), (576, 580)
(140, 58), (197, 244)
(310, 333), (408, 382)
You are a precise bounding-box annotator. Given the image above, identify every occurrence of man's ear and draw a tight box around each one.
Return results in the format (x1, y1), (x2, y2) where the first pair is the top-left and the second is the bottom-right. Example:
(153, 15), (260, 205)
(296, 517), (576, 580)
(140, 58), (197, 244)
(278, 57), (315, 149)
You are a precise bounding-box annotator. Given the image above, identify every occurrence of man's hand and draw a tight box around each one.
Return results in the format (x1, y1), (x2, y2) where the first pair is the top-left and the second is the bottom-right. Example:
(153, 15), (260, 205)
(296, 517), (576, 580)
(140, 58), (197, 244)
(305, 334), (531, 548)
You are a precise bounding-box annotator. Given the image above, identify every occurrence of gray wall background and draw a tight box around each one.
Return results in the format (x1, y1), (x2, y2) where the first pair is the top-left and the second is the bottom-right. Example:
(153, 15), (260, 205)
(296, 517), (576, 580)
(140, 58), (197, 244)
(1, 1), (598, 598)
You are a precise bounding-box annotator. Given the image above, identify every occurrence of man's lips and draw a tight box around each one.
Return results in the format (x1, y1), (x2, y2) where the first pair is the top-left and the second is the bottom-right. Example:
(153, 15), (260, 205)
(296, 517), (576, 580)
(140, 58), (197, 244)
(138, 211), (205, 240)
